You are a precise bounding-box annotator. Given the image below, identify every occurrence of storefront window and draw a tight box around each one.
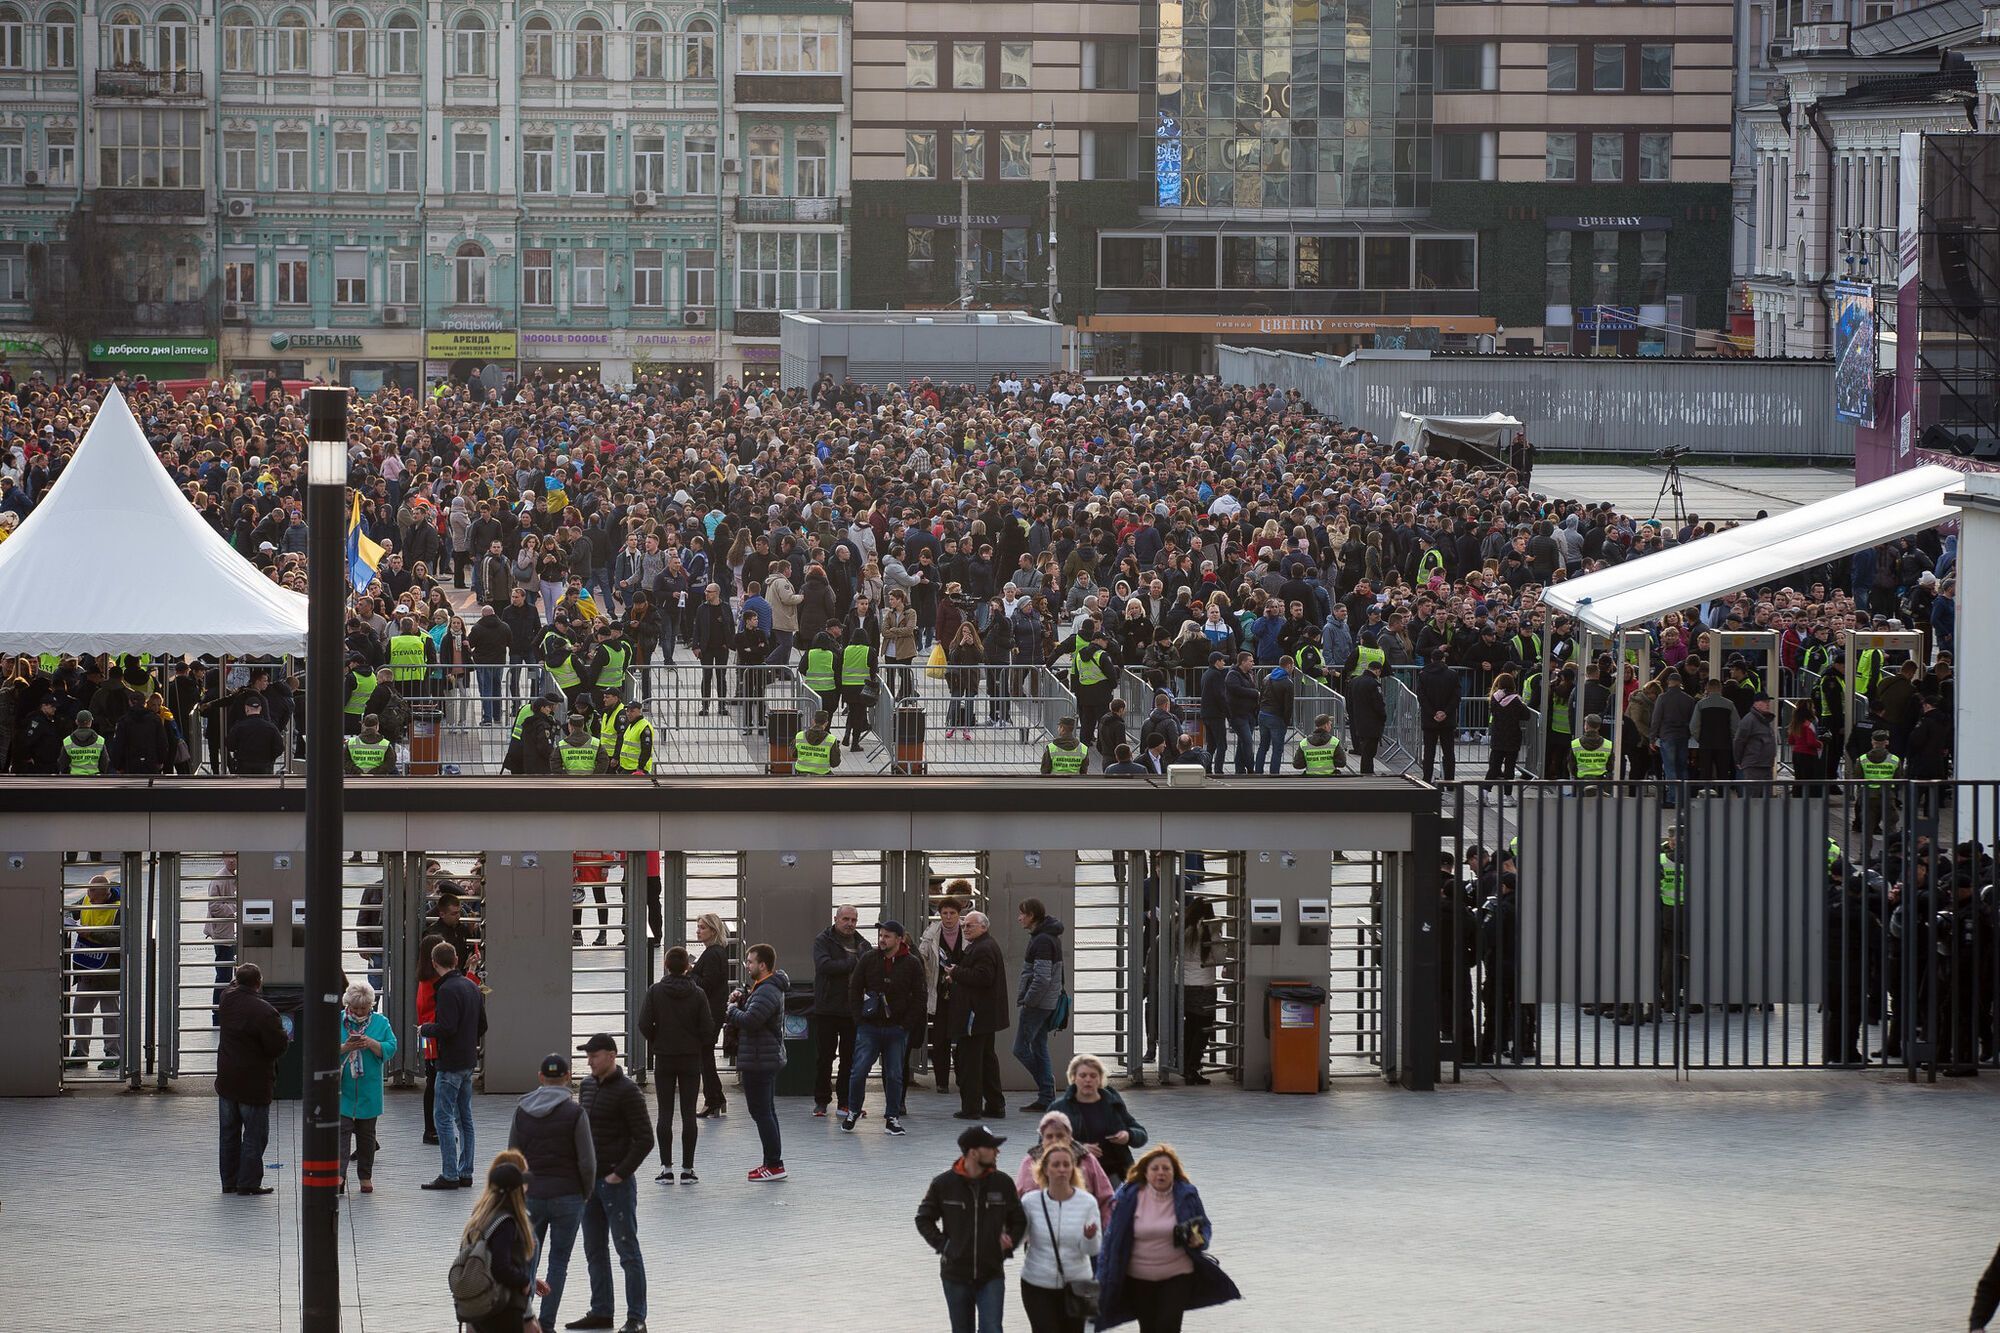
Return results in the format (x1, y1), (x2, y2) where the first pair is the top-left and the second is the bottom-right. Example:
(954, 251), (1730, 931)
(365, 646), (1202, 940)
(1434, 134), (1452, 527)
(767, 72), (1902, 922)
(1221, 235), (1287, 288)
(1099, 235), (1161, 288)
(1297, 236), (1359, 290)
(1165, 235), (1216, 288)
(1362, 236), (1410, 289)
(1414, 238), (1476, 291)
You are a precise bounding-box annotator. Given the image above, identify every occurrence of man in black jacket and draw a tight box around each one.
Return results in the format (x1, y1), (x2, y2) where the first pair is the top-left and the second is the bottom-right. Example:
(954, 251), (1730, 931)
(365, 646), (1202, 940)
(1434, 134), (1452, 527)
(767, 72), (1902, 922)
(637, 947), (714, 1181)
(421, 940), (486, 1188)
(214, 963), (288, 1195)
(506, 1053), (596, 1328)
(224, 694), (285, 774)
(573, 1033), (655, 1333)
(949, 911), (1010, 1121)
(1416, 649), (1460, 782)
(914, 1125), (1026, 1331)
(841, 920), (926, 1135)
(1346, 658), (1388, 775)
(810, 904), (866, 1116)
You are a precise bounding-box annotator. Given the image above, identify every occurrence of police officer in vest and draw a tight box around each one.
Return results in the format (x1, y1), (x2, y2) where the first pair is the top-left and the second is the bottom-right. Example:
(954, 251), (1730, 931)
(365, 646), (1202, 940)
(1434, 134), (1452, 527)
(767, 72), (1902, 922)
(837, 622), (878, 752)
(558, 712), (606, 776)
(1041, 715), (1091, 776)
(1854, 728), (1902, 838)
(543, 620), (588, 713)
(1046, 621), (1115, 748)
(504, 692), (564, 775)
(794, 708), (842, 776)
(1290, 713), (1347, 775)
(1652, 828), (1689, 1024)
(596, 686), (625, 758)
(344, 713), (399, 776)
(60, 708), (107, 775)
(341, 653), (376, 737)
(800, 624), (843, 718)
(1571, 714), (1613, 792)
(587, 621), (634, 701)
(387, 616), (435, 701)
(608, 699), (655, 776)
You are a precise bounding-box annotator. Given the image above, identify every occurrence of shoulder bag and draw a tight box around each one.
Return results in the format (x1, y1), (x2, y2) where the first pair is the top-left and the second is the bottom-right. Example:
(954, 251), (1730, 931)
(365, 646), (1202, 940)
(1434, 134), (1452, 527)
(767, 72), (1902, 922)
(1040, 1191), (1100, 1320)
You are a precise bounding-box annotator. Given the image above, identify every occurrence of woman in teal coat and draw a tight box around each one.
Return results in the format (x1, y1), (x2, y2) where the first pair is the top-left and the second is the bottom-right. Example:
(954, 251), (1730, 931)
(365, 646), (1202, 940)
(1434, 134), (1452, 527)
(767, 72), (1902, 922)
(338, 980), (398, 1193)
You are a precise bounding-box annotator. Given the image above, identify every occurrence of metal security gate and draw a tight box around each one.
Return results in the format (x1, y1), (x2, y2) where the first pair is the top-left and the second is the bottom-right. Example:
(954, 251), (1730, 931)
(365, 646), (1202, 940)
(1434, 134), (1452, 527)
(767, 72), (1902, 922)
(62, 855), (132, 1085)
(1328, 852), (1385, 1071)
(1157, 851), (1246, 1083)
(570, 851), (632, 1057)
(679, 852), (744, 1073)
(167, 852), (234, 1078)
(1071, 850), (1134, 1075)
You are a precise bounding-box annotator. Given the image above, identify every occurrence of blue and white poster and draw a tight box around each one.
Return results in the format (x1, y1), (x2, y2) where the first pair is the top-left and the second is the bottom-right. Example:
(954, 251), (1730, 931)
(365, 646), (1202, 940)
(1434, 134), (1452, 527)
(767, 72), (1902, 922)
(1832, 279), (1876, 424)
(1155, 112), (1182, 207)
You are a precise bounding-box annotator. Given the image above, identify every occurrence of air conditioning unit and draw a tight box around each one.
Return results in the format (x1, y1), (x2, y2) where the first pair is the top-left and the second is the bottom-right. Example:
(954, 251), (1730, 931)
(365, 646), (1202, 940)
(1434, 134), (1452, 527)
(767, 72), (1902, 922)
(682, 308), (708, 327)
(632, 189), (657, 209)
(227, 198), (256, 218)
(222, 301), (245, 322)
(721, 157), (740, 175)
(23, 169), (39, 187)
(381, 305), (406, 326)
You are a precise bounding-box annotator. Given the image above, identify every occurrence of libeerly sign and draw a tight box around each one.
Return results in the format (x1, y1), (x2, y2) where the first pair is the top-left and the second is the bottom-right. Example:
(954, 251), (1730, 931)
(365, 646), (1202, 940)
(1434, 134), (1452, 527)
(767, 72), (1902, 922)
(89, 336), (218, 362)
(1546, 216), (1674, 231)
(1077, 314), (1498, 336)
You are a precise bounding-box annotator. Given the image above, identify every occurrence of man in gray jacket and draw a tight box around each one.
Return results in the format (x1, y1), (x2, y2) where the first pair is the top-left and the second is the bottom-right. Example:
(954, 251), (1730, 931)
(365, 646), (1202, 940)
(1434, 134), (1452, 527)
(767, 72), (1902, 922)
(1732, 693), (1779, 791)
(509, 1053), (597, 1332)
(1650, 671), (1696, 801)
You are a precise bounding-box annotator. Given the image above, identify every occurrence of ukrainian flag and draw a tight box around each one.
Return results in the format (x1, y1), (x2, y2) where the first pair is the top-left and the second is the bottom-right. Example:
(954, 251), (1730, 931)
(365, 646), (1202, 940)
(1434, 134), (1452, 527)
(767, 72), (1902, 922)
(346, 492), (385, 590)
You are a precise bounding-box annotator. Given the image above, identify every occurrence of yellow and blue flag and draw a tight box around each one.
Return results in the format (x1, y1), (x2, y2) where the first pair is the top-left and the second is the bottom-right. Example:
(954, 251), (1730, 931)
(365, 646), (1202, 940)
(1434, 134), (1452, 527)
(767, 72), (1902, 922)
(346, 492), (384, 590)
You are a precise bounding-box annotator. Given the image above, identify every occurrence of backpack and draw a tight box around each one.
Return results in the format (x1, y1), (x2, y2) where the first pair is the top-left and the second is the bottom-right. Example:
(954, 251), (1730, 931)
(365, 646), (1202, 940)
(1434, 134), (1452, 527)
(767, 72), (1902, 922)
(448, 1214), (514, 1321)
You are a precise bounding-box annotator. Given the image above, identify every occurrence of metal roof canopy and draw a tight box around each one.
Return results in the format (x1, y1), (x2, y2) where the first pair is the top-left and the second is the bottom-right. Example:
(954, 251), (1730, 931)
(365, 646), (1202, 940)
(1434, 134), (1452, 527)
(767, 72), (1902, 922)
(1545, 464), (1966, 636)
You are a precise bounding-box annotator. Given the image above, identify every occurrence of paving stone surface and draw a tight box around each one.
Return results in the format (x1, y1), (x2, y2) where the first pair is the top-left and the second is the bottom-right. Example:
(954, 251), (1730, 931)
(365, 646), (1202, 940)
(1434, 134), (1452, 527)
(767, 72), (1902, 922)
(5, 1069), (1996, 1331)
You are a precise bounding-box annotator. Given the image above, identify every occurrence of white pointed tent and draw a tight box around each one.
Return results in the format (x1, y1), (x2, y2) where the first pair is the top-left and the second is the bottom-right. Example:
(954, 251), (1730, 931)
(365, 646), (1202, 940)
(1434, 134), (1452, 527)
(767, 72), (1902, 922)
(0, 386), (308, 655)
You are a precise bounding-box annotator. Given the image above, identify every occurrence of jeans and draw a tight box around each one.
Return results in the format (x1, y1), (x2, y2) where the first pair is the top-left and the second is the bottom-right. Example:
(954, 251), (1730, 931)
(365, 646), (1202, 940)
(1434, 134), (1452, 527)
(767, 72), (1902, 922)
(1230, 718), (1255, 773)
(740, 1067), (783, 1168)
(848, 1021), (908, 1117)
(476, 665), (504, 724)
(527, 1192), (586, 1329)
(812, 1014), (857, 1108)
(1659, 738), (1689, 803)
(582, 1174), (646, 1321)
(765, 631), (795, 665)
(217, 1097), (271, 1191)
(1012, 1004), (1057, 1103)
(1201, 717), (1228, 773)
(942, 1276), (1008, 1333)
(210, 943), (236, 1025)
(1255, 712), (1287, 774)
(434, 1067), (475, 1179)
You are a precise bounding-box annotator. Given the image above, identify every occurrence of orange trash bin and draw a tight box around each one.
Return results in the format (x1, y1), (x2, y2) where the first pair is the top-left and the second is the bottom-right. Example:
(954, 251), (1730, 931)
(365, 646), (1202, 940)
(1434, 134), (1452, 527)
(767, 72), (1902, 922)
(1265, 981), (1327, 1093)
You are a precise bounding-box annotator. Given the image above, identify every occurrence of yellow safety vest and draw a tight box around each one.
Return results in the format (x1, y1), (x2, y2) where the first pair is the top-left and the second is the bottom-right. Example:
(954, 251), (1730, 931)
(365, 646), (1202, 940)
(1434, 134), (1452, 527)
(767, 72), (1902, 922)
(38, 652), (59, 675)
(599, 711), (620, 756)
(1859, 753), (1901, 788)
(1571, 738), (1610, 778)
(559, 737), (602, 774)
(346, 736), (391, 772)
(1046, 742), (1087, 775)
(1299, 739), (1341, 775)
(840, 642), (872, 687)
(1354, 645), (1385, 673)
(63, 734), (106, 775)
(597, 642), (631, 690)
(546, 646), (582, 690)
(388, 634), (427, 683)
(345, 673), (373, 717)
(511, 701), (536, 740)
(802, 647), (838, 693)
(1658, 851), (1684, 907)
(615, 717), (653, 771)
(1075, 645), (1107, 688)
(1854, 649), (1882, 698)
(795, 735), (833, 774)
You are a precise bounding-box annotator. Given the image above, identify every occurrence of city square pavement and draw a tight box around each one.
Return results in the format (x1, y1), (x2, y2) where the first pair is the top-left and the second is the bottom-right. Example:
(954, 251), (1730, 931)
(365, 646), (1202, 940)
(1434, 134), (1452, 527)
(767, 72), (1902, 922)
(4, 1070), (1996, 1331)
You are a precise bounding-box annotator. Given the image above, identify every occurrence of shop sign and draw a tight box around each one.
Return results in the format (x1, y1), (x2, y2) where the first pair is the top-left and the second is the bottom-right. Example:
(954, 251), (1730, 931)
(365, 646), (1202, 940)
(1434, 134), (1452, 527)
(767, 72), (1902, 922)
(740, 346), (781, 362)
(426, 331), (518, 359)
(88, 335), (218, 362)
(270, 332), (365, 351)
(522, 331), (614, 346)
(437, 313), (506, 332)
(907, 213), (1031, 229)
(1546, 216), (1673, 231)
(632, 333), (715, 353)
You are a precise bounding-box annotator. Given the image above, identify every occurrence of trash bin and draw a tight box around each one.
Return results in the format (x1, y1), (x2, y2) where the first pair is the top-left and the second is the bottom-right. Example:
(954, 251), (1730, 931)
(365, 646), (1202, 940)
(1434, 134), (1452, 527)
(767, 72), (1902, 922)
(767, 706), (799, 775)
(1264, 981), (1327, 1094)
(266, 984), (306, 1100)
(893, 703), (926, 776)
(776, 984), (819, 1097)
(407, 704), (443, 776)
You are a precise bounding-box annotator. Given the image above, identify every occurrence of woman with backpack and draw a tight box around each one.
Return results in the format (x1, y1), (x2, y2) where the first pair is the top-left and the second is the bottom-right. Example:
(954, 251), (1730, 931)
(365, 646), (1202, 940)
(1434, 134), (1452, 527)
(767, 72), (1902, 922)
(451, 1150), (546, 1333)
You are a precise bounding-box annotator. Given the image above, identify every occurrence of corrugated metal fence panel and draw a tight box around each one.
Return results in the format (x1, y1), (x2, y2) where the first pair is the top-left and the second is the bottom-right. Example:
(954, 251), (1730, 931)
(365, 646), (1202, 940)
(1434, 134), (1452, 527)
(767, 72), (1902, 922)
(1217, 348), (1854, 459)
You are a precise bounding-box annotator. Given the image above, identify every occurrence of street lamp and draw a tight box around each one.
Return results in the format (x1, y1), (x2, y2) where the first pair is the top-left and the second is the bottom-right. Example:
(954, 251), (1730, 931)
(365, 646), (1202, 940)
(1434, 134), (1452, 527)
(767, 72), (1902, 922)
(301, 384), (349, 1333)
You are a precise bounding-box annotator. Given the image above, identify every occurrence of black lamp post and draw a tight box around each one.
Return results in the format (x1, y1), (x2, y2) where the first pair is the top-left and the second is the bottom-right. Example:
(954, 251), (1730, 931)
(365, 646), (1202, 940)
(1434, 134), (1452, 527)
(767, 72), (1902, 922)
(301, 385), (349, 1333)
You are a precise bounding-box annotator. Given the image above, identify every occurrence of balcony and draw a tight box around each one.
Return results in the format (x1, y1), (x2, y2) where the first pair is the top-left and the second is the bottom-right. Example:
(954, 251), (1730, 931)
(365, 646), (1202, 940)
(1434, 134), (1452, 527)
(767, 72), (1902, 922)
(95, 68), (204, 100)
(735, 196), (842, 224)
(733, 310), (781, 337)
(733, 73), (842, 107)
(1790, 21), (1850, 56)
(94, 187), (207, 222)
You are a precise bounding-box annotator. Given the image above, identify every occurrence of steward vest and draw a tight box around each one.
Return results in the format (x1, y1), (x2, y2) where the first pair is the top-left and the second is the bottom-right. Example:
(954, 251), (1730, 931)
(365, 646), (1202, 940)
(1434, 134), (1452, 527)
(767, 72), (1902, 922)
(75, 892), (120, 970)
(389, 634), (427, 683)
(546, 643), (582, 691)
(63, 734), (106, 775)
(615, 717), (653, 771)
(1658, 851), (1684, 907)
(1418, 549), (1445, 583)
(1826, 837), (1843, 870)
(1854, 649), (1883, 699)
(346, 736), (391, 772)
(558, 737), (602, 774)
(38, 652), (59, 675)
(1294, 642), (1324, 679)
(1354, 645), (1385, 674)
(1571, 738), (1610, 778)
(597, 642), (631, 690)
(1859, 753), (1901, 788)
(795, 735), (833, 774)
(1046, 742), (1087, 775)
(345, 673), (373, 717)
(1300, 739), (1341, 775)
(802, 647), (837, 693)
(599, 711), (620, 756)
(840, 642), (872, 687)
(1075, 645), (1107, 688)
(1551, 696), (1572, 735)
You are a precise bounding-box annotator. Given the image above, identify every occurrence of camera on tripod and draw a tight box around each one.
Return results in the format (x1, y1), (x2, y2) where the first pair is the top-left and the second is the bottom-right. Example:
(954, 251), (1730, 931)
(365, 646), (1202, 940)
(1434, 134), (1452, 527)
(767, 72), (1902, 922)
(1651, 445), (1691, 463)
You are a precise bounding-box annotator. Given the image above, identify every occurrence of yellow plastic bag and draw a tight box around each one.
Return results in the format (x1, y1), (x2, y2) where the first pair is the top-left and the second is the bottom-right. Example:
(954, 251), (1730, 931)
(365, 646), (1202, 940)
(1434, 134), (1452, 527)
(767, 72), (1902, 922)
(926, 642), (948, 680)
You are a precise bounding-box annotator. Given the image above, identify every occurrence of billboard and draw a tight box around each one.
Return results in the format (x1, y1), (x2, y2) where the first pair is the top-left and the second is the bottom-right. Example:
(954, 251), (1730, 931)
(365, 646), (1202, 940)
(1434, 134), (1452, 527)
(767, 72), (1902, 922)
(1831, 280), (1876, 424)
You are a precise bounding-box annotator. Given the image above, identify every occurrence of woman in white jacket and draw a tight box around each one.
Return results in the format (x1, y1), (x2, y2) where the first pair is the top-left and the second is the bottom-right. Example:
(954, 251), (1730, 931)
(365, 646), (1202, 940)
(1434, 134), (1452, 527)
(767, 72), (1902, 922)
(1019, 1140), (1103, 1333)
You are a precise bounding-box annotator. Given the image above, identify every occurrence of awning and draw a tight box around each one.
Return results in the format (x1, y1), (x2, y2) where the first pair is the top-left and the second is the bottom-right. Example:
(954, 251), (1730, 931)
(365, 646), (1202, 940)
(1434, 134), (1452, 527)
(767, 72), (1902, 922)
(1390, 411), (1520, 469)
(1544, 464), (1964, 636)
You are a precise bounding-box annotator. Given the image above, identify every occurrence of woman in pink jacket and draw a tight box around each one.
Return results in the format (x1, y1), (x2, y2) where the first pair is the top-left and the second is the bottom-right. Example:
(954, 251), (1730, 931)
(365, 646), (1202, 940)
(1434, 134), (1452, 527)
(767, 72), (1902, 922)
(1015, 1109), (1115, 1226)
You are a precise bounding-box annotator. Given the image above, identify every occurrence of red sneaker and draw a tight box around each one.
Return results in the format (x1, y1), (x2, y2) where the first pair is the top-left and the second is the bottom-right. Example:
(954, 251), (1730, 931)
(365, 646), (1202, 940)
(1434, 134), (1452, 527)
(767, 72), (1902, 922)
(747, 1165), (789, 1183)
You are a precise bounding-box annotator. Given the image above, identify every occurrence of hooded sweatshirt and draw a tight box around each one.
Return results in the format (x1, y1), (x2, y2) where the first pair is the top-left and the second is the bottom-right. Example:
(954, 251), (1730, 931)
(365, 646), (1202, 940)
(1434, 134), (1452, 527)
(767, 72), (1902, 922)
(1019, 915), (1066, 1011)
(507, 1083), (597, 1200)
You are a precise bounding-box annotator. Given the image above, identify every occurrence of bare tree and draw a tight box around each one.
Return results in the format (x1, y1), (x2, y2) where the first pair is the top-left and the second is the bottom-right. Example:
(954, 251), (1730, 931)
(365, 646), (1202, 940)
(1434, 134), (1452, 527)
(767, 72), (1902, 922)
(28, 207), (127, 379)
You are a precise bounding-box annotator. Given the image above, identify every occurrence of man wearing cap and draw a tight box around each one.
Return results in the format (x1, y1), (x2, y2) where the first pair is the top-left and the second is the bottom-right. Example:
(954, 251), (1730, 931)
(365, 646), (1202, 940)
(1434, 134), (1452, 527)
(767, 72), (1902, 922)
(605, 698), (654, 776)
(842, 919), (925, 1136)
(915, 1123), (1026, 1333)
(224, 694), (285, 775)
(1731, 692), (1778, 793)
(558, 711), (606, 775)
(572, 1034), (654, 1333)
(504, 692), (563, 775)
(505, 1050), (596, 1331)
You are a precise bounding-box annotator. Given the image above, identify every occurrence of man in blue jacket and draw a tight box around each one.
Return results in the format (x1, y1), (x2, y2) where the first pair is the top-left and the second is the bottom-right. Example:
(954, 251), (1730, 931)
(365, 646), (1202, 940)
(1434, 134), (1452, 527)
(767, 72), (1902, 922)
(420, 939), (487, 1189)
(1012, 899), (1065, 1112)
(1223, 651), (1262, 775)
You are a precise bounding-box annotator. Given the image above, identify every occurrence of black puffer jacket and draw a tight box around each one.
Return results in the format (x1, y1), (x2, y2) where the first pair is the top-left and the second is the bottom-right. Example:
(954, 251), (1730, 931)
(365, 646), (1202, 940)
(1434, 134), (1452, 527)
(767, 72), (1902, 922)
(915, 1163), (1028, 1285)
(639, 973), (715, 1060)
(578, 1065), (655, 1181)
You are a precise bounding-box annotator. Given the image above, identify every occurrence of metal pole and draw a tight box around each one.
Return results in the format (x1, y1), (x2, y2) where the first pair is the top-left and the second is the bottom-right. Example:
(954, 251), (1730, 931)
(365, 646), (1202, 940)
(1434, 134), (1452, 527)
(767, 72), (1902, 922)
(300, 385), (350, 1333)
(958, 114), (972, 309)
(1043, 108), (1058, 324)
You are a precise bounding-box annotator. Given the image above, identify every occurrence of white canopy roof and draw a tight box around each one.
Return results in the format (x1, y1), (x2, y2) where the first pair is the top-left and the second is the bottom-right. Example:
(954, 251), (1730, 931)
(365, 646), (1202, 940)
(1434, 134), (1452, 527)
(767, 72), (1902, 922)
(1545, 463), (1965, 637)
(0, 387), (308, 655)
(1391, 411), (1522, 453)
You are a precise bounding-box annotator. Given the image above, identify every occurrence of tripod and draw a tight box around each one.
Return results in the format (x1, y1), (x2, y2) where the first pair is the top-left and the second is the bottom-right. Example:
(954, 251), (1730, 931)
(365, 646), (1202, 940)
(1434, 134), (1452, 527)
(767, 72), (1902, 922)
(1651, 460), (1688, 529)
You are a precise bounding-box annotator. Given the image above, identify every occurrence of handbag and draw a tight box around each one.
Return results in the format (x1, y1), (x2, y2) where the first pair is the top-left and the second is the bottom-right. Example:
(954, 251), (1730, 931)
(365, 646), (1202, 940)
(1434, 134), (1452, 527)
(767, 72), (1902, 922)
(1040, 1192), (1100, 1319)
(1051, 989), (1072, 1033)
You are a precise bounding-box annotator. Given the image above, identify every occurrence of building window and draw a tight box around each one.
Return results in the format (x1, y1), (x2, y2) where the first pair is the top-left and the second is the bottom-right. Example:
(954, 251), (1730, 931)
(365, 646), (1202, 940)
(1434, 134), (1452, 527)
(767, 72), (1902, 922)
(1363, 235), (1411, 289)
(1437, 44), (1487, 93)
(952, 128), (984, 181)
(222, 129), (255, 192)
(1084, 39), (1135, 91)
(633, 19), (665, 80)
(1593, 45), (1624, 92)
(1546, 230), (1571, 307)
(1639, 229), (1667, 302)
(222, 8), (255, 72)
(574, 133), (606, 195)
(573, 248), (605, 306)
(633, 248), (663, 307)
(1639, 132), (1672, 182)
(1098, 235), (1161, 288)
(1592, 230), (1620, 305)
(275, 248), (309, 305)
(1222, 235), (1288, 288)
(0, 129), (21, 186)
(1547, 45), (1577, 92)
(953, 41), (984, 90)
(335, 131), (367, 193)
(683, 18), (714, 79)
(454, 130), (487, 192)
(1164, 236), (1215, 288)
(0, 243), (22, 301)
(387, 252), (417, 304)
(1086, 129), (1133, 180)
(386, 13), (418, 74)
(906, 41), (936, 89)
(274, 11), (309, 74)
(223, 247), (255, 305)
(97, 109), (205, 188)
(1591, 132), (1623, 182)
(453, 14), (487, 77)
(999, 130), (1032, 181)
(685, 134), (714, 194)
(44, 127), (75, 187)
(157, 6), (190, 71)
(906, 130), (936, 180)
(1002, 227), (1029, 281)
(523, 248), (553, 305)
(685, 249), (714, 307)
(387, 133), (417, 192)
(1640, 44), (1673, 91)
(736, 231), (839, 310)
(747, 131), (782, 196)
(1437, 131), (1487, 182)
(1415, 237), (1476, 290)
(104, 7), (139, 68)
(736, 15), (839, 73)
(798, 136), (828, 196)
(633, 135), (665, 194)
(276, 130), (308, 191)
(574, 17), (604, 78)
(44, 5), (73, 70)
(453, 241), (487, 304)
(1000, 41), (1032, 90)
(523, 134), (554, 193)
(335, 12), (367, 76)
(334, 248), (367, 305)
(907, 227), (933, 276)
(1545, 132), (1576, 182)
(1297, 235), (1359, 289)
(522, 17), (552, 76)
(0, 6), (24, 70)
